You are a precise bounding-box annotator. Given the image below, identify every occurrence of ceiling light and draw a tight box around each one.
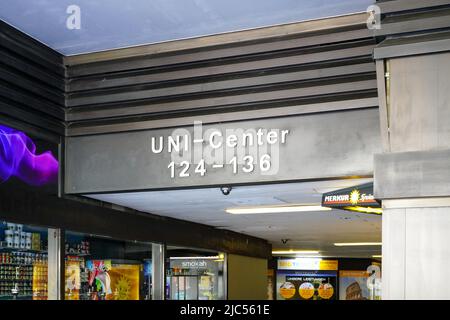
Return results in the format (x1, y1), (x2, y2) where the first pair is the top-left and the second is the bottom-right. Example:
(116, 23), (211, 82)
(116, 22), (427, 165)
(169, 256), (219, 260)
(372, 255), (382, 258)
(343, 206), (383, 215)
(272, 250), (320, 255)
(334, 242), (382, 247)
(226, 204), (331, 214)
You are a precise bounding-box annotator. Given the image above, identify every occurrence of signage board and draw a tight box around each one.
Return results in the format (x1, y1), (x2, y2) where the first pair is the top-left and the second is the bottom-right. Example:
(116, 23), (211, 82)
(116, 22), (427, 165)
(322, 182), (382, 215)
(65, 109), (381, 194)
(277, 258), (338, 271)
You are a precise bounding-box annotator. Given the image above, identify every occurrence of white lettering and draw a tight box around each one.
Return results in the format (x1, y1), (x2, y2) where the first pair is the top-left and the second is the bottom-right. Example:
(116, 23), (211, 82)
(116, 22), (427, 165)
(209, 131), (222, 149)
(151, 136), (163, 153)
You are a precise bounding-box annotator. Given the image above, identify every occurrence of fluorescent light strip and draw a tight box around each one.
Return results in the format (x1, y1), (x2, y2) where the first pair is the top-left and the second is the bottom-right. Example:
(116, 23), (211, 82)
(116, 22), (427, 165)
(334, 242), (382, 247)
(226, 205), (331, 214)
(372, 255), (382, 258)
(272, 250), (320, 255)
(170, 256), (219, 260)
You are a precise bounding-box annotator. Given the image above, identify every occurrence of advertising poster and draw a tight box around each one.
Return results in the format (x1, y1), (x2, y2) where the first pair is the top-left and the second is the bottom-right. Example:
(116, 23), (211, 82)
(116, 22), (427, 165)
(107, 264), (141, 300)
(277, 271), (337, 300)
(65, 257), (82, 300)
(339, 270), (370, 300)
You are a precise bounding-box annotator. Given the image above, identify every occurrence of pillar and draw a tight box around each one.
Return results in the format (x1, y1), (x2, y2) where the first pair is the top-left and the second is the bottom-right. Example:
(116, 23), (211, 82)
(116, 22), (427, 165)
(152, 243), (165, 300)
(47, 228), (64, 300)
(374, 52), (450, 299)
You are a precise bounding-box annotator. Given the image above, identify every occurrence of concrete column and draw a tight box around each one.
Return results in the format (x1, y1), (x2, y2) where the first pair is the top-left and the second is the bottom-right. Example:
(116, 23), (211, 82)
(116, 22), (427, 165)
(152, 243), (165, 300)
(227, 254), (268, 300)
(382, 199), (450, 299)
(374, 52), (450, 299)
(47, 228), (64, 300)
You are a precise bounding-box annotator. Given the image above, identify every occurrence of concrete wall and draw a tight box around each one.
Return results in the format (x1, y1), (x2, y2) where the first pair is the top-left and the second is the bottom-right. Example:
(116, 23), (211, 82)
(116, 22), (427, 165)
(375, 52), (450, 299)
(383, 200), (450, 299)
(227, 254), (268, 300)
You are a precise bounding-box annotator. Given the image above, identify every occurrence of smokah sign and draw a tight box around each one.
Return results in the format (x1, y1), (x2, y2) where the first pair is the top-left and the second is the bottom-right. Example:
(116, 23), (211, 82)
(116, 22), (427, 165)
(150, 121), (290, 178)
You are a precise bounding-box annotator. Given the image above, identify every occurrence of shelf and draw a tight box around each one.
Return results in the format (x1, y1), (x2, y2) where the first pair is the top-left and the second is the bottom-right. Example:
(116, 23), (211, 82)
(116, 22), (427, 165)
(65, 252), (91, 257)
(0, 279), (32, 282)
(0, 246), (47, 254)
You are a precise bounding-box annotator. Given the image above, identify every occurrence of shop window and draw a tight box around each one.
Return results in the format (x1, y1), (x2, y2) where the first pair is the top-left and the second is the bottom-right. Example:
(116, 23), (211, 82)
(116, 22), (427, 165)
(0, 220), (49, 300)
(64, 231), (154, 300)
(166, 247), (226, 300)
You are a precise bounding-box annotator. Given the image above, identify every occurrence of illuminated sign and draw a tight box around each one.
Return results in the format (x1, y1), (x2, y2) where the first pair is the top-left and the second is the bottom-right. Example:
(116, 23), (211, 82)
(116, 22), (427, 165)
(321, 183), (382, 215)
(0, 125), (58, 186)
(277, 258), (338, 271)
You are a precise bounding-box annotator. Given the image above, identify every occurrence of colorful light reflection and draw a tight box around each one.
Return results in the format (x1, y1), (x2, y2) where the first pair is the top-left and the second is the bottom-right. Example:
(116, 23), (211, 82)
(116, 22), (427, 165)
(0, 125), (58, 186)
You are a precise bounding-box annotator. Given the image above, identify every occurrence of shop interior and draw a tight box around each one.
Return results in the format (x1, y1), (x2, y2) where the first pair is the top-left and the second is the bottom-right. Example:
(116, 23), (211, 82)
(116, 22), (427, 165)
(90, 178), (382, 300)
(0, 124), (382, 300)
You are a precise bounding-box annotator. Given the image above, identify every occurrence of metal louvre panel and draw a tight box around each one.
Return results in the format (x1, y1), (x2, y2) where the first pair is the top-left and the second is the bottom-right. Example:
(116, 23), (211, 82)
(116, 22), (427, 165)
(0, 20), (66, 135)
(374, 0), (450, 59)
(0, 20), (65, 76)
(67, 42), (374, 94)
(65, 14), (377, 135)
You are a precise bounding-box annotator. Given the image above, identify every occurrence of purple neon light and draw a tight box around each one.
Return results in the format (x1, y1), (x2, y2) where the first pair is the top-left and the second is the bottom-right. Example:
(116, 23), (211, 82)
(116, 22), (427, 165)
(0, 125), (58, 186)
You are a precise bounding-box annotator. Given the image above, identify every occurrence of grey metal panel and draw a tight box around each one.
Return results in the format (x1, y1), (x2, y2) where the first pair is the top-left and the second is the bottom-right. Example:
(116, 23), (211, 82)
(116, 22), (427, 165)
(0, 18), (66, 137)
(64, 13), (370, 68)
(374, 9), (450, 37)
(374, 2), (450, 59)
(67, 29), (372, 80)
(0, 80), (65, 119)
(0, 99), (65, 136)
(0, 49), (64, 91)
(65, 108), (381, 194)
(377, 0), (450, 14)
(0, 20), (65, 76)
(68, 60), (374, 94)
(67, 44), (374, 104)
(0, 63), (64, 105)
(375, 60), (390, 152)
(67, 98), (378, 136)
(387, 52), (450, 152)
(67, 80), (377, 125)
(374, 33), (450, 59)
(374, 149), (450, 199)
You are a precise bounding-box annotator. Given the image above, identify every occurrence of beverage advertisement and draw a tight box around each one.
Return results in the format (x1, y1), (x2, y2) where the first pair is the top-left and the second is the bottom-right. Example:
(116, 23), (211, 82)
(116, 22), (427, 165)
(276, 271), (337, 300)
(107, 264), (141, 300)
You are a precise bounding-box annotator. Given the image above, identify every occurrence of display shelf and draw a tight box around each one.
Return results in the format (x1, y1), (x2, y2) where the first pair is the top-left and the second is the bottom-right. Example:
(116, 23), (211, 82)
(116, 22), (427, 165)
(0, 294), (33, 300)
(65, 252), (91, 257)
(0, 246), (47, 254)
(0, 279), (32, 282)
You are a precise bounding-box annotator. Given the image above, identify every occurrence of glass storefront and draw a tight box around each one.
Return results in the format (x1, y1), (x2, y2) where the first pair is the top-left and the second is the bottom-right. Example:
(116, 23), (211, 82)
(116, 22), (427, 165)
(166, 247), (226, 300)
(0, 220), (49, 300)
(64, 231), (154, 300)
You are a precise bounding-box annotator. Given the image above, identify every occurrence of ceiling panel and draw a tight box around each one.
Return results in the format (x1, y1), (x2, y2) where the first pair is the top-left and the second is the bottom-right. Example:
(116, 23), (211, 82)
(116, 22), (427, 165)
(88, 178), (381, 258)
(1, 0), (372, 55)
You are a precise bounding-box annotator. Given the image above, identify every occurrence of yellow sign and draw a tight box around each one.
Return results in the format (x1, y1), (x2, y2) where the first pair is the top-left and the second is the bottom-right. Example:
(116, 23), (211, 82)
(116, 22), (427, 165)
(278, 259), (338, 271)
(107, 264), (141, 300)
(299, 282), (315, 299)
(279, 282), (296, 299)
(318, 260), (338, 271)
(318, 283), (334, 299)
(339, 270), (369, 278)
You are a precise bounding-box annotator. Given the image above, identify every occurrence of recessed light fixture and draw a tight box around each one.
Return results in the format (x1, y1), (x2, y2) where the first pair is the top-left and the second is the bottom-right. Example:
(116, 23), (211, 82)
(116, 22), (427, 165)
(334, 242), (382, 247)
(272, 250), (320, 255)
(226, 204), (331, 214)
(169, 256), (220, 260)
